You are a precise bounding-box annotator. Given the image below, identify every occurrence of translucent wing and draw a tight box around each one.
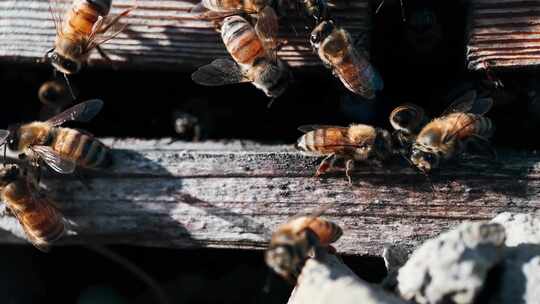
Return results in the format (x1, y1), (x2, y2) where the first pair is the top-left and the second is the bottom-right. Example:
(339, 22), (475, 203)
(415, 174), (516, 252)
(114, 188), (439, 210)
(46, 99), (104, 126)
(441, 90), (478, 116)
(297, 125), (346, 133)
(0, 129), (10, 146)
(191, 59), (250, 86)
(48, 0), (70, 36)
(31, 146), (76, 174)
(255, 6), (280, 61)
(86, 7), (135, 51)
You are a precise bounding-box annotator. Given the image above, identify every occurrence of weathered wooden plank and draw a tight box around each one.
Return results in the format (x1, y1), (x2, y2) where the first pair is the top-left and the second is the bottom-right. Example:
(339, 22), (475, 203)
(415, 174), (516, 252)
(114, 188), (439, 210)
(0, 0), (371, 69)
(467, 0), (540, 70)
(0, 139), (538, 255)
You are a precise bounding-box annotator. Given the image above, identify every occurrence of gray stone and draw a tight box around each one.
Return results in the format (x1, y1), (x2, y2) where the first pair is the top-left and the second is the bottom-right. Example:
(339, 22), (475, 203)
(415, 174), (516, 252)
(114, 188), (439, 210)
(397, 222), (506, 304)
(381, 244), (411, 290)
(491, 213), (540, 246)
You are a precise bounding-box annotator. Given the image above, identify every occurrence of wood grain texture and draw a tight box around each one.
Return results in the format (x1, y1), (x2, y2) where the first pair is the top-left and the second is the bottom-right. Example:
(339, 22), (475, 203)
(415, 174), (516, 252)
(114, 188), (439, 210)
(467, 0), (540, 70)
(0, 0), (370, 69)
(0, 139), (538, 255)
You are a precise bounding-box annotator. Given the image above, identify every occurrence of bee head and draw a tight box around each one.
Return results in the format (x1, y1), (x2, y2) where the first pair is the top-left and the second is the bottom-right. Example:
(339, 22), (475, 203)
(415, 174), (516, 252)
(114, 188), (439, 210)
(265, 232), (311, 282)
(411, 145), (440, 172)
(255, 59), (292, 99)
(48, 51), (82, 75)
(310, 20), (335, 49)
(5, 124), (20, 151)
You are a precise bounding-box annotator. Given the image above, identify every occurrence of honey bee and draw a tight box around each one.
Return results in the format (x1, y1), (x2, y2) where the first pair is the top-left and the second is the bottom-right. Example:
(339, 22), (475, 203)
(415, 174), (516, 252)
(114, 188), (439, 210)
(0, 99), (111, 174)
(192, 7), (292, 100)
(265, 213), (342, 282)
(45, 0), (135, 75)
(0, 165), (65, 252)
(411, 90), (495, 173)
(310, 20), (383, 99)
(296, 124), (393, 184)
(389, 103), (429, 150)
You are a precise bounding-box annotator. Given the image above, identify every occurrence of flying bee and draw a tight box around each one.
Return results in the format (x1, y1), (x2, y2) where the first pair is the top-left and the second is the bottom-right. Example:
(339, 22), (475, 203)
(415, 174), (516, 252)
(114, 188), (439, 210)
(296, 124), (393, 184)
(389, 103), (429, 151)
(46, 0), (135, 75)
(411, 90), (495, 173)
(192, 7), (292, 101)
(310, 20), (383, 99)
(0, 165), (65, 252)
(265, 212), (342, 283)
(0, 99), (111, 175)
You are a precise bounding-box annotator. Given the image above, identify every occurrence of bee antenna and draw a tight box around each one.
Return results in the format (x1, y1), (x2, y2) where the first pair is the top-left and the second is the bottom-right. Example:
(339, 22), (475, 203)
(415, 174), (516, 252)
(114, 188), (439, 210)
(267, 97), (276, 108)
(375, 0), (384, 14)
(62, 73), (76, 101)
(400, 0), (406, 22)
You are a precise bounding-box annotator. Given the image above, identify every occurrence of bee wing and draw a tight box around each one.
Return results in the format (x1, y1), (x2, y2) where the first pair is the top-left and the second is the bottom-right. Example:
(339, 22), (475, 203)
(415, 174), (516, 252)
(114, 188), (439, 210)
(191, 59), (250, 86)
(255, 6), (280, 61)
(46, 99), (104, 126)
(0, 129), (9, 145)
(31, 146), (76, 174)
(86, 7), (136, 51)
(48, 0), (70, 36)
(440, 90), (492, 116)
(297, 125), (346, 133)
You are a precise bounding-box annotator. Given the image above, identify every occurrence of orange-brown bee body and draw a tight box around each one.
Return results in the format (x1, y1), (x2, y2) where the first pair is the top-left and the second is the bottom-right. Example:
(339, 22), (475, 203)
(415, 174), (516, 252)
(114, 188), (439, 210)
(0, 170), (65, 251)
(201, 0), (265, 12)
(310, 20), (383, 99)
(296, 124), (393, 182)
(265, 216), (342, 282)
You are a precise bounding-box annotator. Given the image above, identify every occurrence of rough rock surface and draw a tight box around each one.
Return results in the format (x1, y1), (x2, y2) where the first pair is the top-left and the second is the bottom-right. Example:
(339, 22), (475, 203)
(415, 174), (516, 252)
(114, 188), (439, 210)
(381, 244), (410, 290)
(288, 254), (407, 304)
(491, 213), (540, 246)
(397, 222), (506, 304)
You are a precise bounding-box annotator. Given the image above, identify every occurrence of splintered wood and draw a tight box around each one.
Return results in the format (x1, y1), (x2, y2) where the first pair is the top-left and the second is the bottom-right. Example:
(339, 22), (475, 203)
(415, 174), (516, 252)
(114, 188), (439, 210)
(0, 0), (370, 69)
(467, 0), (540, 70)
(0, 140), (538, 255)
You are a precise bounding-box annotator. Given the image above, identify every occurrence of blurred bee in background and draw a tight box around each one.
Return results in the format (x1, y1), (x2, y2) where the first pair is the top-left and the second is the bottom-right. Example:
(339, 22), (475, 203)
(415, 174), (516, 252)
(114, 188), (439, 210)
(310, 20), (383, 99)
(0, 99), (111, 175)
(38, 80), (76, 120)
(192, 8), (292, 102)
(265, 207), (342, 283)
(389, 103), (429, 151)
(0, 165), (66, 252)
(296, 124), (393, 184)
(411, 90), (495, 173)
(45, 0), (135, 79)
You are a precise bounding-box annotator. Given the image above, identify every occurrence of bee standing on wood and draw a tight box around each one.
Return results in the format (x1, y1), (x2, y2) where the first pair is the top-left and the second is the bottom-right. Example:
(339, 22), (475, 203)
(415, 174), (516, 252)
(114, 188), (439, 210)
(411, 90), (495, 173)
(265, 209), (342, 283)
(295, 124), (393, 184)
(45, 0), (135, 75)
(310, 20), (383, 99)
(0, 165), (66, 252)
(192, 7), (292, 101)
(0, 99), (111, 174)
(389, 103), (429, 151)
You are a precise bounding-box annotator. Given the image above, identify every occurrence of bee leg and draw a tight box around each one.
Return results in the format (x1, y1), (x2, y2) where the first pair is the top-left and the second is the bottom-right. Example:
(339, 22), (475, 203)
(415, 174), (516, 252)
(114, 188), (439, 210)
(43, 48), (54, 63)
(345, 159), (354, 185)
(315, 154), (336, 177)
(95, 45), (117, 70)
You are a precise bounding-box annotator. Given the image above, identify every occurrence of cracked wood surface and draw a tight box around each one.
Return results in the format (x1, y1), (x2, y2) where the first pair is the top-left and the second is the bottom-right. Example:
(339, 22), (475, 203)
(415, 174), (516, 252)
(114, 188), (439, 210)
(0, 139), (538, 255)
(0, 0), (370, 70)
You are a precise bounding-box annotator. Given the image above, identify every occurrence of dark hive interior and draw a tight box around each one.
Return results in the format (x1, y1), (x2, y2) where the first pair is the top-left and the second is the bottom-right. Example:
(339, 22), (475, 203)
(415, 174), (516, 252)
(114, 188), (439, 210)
(0, 0), (538, 303)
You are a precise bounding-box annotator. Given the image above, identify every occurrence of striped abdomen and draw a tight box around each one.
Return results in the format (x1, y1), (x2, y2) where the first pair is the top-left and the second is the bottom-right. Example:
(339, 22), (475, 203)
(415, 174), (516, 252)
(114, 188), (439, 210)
(1, 181), (65, 250)
(60, 0), (109, 40)
(296, 128), (348, 155)
(442, 113), (494, 140)
(221, 16), (265, 66)
(51, 127), (111, 168)
(288, 216), (342, 246)
(321, 30), (383, 99)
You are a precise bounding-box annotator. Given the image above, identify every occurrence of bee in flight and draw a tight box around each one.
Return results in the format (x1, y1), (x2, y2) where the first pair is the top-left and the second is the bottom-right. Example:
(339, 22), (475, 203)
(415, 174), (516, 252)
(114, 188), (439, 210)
(310, 20), (383, 100)
(45, 0), (135, 75)
(389, 103), (429, 152)
(191, 7), (292, 102)
(0, 165), (66, 252)
(411, 90), (495, 173)
(0, 99), (111, 175)
(296, 124), (393, 184)
(265, 208), (342, 283)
